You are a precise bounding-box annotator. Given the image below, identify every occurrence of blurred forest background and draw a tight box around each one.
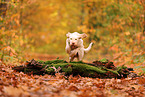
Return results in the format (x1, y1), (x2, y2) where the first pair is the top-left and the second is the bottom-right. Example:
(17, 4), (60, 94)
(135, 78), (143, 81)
(0, 0), (145, 73)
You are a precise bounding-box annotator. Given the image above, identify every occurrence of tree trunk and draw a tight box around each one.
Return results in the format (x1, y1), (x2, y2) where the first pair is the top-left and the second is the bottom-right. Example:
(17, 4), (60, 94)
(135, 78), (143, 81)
(0, 0), (8, 18)
(20, 0), (23, 34)
(0, 0), (9, 28)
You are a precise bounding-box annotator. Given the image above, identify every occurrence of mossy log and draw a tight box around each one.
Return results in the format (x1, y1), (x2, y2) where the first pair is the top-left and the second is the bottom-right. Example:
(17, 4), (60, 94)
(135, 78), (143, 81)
(13, 59), (134, 78)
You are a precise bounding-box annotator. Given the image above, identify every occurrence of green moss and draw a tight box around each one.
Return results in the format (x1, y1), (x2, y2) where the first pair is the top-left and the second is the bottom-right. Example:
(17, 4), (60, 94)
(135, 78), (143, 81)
(46, 59), (67, 64)
(44, 63), (107, 77)
(117, 65), (127, 72)
(102, 67), (119, 75)
(39, 59), (67, 64)
(100, 58), (108, 63)
(45, 68), (55, 74)
(63, 66), (72, 75)
(70, 61), (86, 64)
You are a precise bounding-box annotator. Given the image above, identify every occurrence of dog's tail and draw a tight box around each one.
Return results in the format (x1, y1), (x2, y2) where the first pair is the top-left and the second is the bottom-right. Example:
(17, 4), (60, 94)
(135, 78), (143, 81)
(84, 42), (93, 53)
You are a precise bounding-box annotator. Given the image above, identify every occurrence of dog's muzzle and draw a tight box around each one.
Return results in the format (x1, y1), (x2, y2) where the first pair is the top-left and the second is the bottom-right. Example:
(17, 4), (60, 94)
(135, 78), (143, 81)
(70, 45), (78, 50)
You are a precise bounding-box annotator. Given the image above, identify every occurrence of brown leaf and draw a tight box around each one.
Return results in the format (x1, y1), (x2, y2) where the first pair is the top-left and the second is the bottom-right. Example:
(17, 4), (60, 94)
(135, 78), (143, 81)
(138, 77), (145, 85)
(3, 86), (29, 96)
(68, 85), (79, 91)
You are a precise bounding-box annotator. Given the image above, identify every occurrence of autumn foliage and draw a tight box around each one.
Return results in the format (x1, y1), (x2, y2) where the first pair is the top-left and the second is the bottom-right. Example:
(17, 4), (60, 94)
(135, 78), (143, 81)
(0, 0), (145, 96)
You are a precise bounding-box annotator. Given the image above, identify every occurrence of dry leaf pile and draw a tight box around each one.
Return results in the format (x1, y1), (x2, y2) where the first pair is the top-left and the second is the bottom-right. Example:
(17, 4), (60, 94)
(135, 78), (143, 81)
(0, 63), (145, 97)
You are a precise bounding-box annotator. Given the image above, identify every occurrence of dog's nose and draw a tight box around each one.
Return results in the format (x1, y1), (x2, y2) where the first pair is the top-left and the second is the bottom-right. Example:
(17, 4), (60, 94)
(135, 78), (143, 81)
(72, 43), (75, 45)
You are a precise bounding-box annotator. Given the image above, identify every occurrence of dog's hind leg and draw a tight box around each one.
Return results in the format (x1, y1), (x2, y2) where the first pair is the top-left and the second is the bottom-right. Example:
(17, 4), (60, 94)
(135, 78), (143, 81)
(84, 42), (93, 53)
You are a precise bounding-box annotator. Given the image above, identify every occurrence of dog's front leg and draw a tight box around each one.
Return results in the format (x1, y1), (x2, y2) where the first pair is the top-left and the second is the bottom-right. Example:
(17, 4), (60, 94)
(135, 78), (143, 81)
(77, 48), (84, 61)
(69, 57), (75, 62)
(65, 38), (71, 54)
(69, 49), (78, 62)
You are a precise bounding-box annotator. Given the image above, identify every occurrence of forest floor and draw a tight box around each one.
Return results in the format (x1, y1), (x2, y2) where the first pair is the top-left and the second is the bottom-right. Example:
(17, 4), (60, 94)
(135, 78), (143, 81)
(0, 53), (145, 97)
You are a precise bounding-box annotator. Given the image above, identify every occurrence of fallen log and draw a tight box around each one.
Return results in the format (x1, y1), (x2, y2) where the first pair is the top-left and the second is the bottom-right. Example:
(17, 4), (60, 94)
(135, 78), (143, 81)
(13, 59), (136, 78)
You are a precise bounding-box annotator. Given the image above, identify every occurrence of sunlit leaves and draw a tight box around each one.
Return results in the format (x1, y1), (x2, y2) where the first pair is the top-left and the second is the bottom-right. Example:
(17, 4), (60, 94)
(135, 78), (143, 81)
(78, 0), (145, 73)
(0, 66), (145, 97)
(0, 0), (145, 74)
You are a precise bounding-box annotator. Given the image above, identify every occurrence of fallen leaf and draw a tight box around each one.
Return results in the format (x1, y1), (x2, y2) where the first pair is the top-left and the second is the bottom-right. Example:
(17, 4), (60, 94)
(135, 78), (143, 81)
(3, 86), (29, 96)
(68, 85), (79, 91)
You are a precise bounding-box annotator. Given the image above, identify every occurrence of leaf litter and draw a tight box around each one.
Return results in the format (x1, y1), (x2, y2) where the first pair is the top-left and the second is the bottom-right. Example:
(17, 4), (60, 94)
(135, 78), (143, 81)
(0, 59), (145, 97)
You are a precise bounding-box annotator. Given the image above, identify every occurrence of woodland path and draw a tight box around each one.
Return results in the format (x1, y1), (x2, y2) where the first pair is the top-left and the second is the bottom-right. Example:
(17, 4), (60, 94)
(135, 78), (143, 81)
(0, 53), (145, 97)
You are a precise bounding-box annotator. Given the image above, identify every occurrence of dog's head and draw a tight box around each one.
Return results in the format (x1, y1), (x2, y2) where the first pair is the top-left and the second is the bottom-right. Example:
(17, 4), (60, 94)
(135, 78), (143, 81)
(66, 32), (87, 49)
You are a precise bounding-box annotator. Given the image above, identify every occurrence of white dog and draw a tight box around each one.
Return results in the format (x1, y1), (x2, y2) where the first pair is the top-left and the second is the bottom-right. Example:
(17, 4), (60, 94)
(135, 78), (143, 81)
(65, 32), (93, 62)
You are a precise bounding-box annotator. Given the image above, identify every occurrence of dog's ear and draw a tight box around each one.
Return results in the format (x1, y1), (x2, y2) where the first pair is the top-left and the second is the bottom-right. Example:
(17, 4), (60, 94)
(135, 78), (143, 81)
(79, 33), (87, 39)
(66, 32), (71, 38)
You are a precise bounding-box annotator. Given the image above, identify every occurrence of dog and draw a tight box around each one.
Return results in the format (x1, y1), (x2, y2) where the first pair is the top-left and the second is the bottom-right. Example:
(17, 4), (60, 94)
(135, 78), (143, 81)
(65, 32), (93, 62)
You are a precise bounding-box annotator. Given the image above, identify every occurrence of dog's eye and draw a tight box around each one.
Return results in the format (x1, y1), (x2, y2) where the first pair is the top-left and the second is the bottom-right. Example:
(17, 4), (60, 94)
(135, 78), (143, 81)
(75, 39), (77, 40)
